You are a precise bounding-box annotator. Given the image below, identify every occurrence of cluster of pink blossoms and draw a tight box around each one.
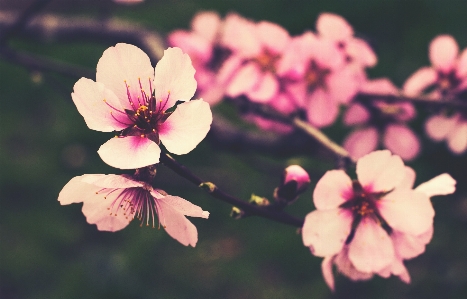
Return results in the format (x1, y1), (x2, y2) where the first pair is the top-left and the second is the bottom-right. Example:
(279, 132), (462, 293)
(404, 35), (467, 154)
(169, 12), (375, 130)
(59, 43), (212, 246)
(302, 150), (456, 290)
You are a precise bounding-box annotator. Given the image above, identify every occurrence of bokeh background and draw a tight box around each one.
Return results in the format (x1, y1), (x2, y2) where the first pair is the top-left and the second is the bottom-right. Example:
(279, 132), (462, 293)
(1, 0), (467, 298)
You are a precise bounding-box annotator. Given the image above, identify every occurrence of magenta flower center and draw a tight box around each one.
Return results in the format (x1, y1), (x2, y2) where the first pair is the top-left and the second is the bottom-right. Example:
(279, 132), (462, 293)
(340, 181), (393, 244)
(253, 50), (280, 73)
(304, 60), (330, 91)
(96, 184), (161, 228)
(437, 70), (461, 96)
(107, 79), (171, 144)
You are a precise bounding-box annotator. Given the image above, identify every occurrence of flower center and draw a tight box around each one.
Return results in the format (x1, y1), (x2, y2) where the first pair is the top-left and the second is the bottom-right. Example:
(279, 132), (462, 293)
(96, 185), (162, 228)
(253, 50), (280, 73)
(437, 70), (461, 96)
(304, 60), (330, 91)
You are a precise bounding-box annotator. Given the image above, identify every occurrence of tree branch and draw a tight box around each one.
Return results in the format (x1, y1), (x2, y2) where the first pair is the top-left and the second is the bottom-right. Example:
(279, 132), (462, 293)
(159, 153), (304, 228)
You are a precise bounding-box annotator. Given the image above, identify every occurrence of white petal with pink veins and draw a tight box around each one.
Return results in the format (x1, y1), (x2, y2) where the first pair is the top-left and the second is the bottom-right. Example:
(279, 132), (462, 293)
(343, 127), (378, 161)
(425, 114), (458, 141)
(415, 173), (456, 197)
(98, 136), (161, 169)
(302, 209), (352, 257)
(72, 78), (129, 132)
(429, 35), (459, 72)
(384, 124), (420, 161)
(159, 99), (212, 155)
(313, 170), (352, 210)
(58, 175), (101, 205)
(348, 218), (395, 273)
(81, 188), (131, 232)
(403, 67), (437, 96)
(447, 121), (467, 154)
(154, 47), (197, 108)
(152, 194), (209, 218)
(356, 150), (405, 192)
(378, 189), (434, 235)
(96, 43), (154, 107)
(155, 197), (199, 247)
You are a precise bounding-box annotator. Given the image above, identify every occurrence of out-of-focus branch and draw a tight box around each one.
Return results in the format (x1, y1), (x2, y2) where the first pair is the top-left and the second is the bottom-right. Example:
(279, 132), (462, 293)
(357, 93), (467, 110)
(160, 153), (304, 228)
(0, 10), (165, 62)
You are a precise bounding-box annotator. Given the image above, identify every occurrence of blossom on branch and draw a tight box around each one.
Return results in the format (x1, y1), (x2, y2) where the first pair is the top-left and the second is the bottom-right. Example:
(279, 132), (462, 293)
(302, 150), (456, 290)
(71, 44), (212, 169)
(343, 78), (420, 160)
(58, 172), (209, 247)
(403, 35), (467, 154)
(274, 165), (311, 204)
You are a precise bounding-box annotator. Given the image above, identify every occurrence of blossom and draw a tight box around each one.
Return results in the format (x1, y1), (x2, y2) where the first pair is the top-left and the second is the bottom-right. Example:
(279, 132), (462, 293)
(71, 44), (212, 169)
(58, 173), (209, 247)
(274, 165), (311, 204)
(403, 35), (467, 154)
(302, 150), (456, 290)
(168, 11), (231, 105)
(343, 78), (420, 160)
(280, 32), (360, 127)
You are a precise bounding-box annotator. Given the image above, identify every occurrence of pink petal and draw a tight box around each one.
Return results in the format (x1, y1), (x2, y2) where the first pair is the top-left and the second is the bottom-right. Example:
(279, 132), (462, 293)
(81, 189), (130, 232)
(96, 43), (154, 106)
(81, 174), (143, 189)
(334, 249), (374, 281)
(256, 21), (290, 54)
(98, 136), (161, 169)
(247, 72), (279, 103)
(356, 150), (405, 192)
(425, 114), (458, 141)
(347, 38), (378, 67)
(284, 165), (311, 189)
(221, 13), (260, 57)
(397, 166), (416, 190)
(321, 256), (336, 292)
(326, 67), (359, 103)
(384, 124), (420, 161)
(360, 78), (398, 95)
(225, 62), (260, 97)
(348, 218), (395, 273)
(58, 175), (100, 205)
(154, 47), (197, 108)
(343, 103), (370, 126)
(155, 197), (199, 246)
(415, 173), (456, 197)
(456, 48), (467, 77)
(152, 194), (209, 218)
(429, 35), (459, 72)
(343, 127), (378, 161)
(403, 67), (437, 96)
(316, 13), (353, 40)
(191, 11), (221, 42)
(377, 258), (410, 283)
(167, 30), (212, 63)
(391, 230), (431, 259)
(447, 121), (467, 154)
(302, 209), (352, 257)
(71, 78), (129, 132)
(159, 99), (212, 155)
(378, 189), (434, 235)
(306, 89), (339, 127)
(313, 170), (352, 210)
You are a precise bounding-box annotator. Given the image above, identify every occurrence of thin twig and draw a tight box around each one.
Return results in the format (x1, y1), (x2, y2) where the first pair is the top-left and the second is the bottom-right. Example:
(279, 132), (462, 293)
(357, 93), (467, 110)
(160, 153), (304, 228)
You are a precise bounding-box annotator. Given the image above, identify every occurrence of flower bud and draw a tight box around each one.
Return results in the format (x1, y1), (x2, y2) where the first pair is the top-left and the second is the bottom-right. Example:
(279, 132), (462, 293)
(274, 165), (310, 204)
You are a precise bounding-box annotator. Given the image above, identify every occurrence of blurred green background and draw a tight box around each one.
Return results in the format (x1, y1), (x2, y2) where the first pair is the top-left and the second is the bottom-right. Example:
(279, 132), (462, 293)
(1, 0), (467, 298)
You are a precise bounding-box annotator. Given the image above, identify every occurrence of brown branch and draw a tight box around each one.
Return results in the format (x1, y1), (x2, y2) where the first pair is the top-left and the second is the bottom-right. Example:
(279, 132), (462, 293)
(357, 93), (467, 110)
(160, 153), (304, 228)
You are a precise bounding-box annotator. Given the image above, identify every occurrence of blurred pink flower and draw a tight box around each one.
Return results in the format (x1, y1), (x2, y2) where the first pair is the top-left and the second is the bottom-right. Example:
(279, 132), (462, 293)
(71, 44), (212, 169)
(316, 13), (377, 68)
(168, 11), (231, 105)
(280, 32), (360, 127)
(58, 173), (209, 247)
(343, 78), (420, 160)
(403, 35), (467, 154)
(302, 150), (456, 290)
(113, 0), (143, 4)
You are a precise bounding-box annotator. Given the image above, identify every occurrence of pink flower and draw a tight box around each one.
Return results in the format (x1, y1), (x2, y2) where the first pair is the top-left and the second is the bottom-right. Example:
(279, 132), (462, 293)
(71, 44), (212, 169)
(58, 173), (209, 247)
(316, 13), (377, 68)
(280, 32), (360, 127)
(343, 79), (420, 160)
(403, 35), (467, 154)
(168, 12), (230, 105)
(274, 165), (311, 204)
(302, 150), (456, 290)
